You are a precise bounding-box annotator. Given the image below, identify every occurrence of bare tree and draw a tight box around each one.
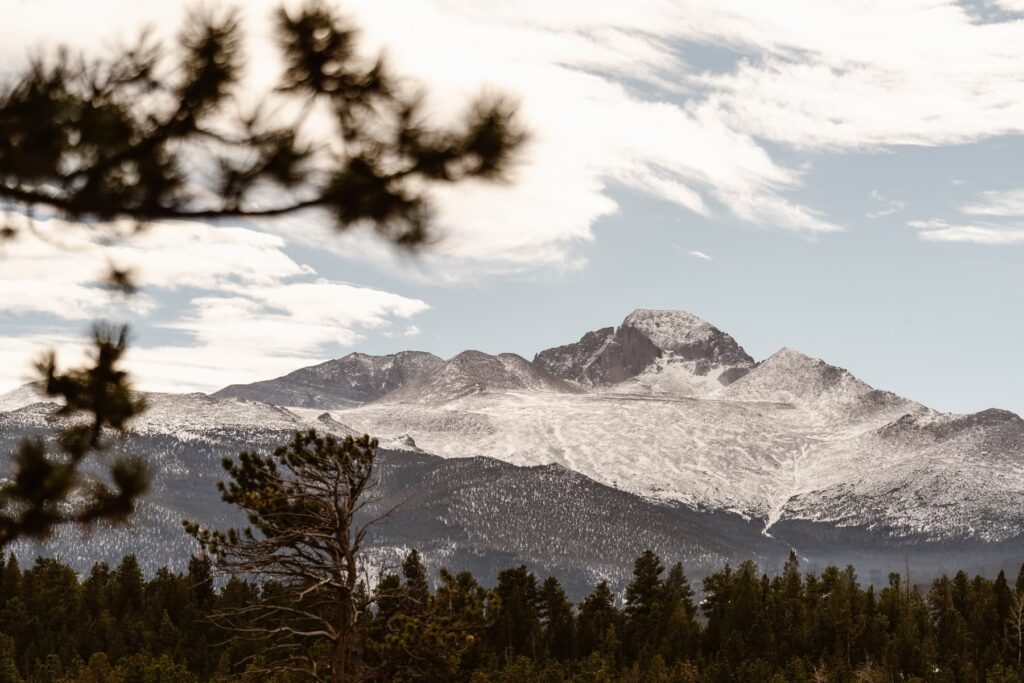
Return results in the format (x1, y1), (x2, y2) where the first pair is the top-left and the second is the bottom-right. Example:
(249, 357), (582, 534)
(185, 430), (396, 682)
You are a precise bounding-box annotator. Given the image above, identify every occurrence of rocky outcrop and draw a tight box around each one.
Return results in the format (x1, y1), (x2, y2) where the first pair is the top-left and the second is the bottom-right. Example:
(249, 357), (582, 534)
(212, 351), (444, 408)
(534, 309), (754, 387)
(382, 351), (578, 404)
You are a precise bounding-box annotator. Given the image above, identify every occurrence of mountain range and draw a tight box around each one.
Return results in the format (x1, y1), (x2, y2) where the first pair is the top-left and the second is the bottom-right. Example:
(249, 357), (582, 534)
(2, 308), (1022, 593)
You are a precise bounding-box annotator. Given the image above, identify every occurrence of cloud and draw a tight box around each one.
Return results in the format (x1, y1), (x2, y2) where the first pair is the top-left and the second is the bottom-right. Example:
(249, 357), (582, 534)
(692, 2), (1024, 150)
(961, 189), (1024, 217)
(993, 0), (1024, 12)
(0, 219), (311, 319)
(404, 325), (422, 337)
(166, 281), (428, 356)
(0, 333), (90, 393)
(0, 219), (430, 392)
(916, 224), (1024, 245)
(0, 0), (850, 280)
(910, 188), (1024, 245)
(866, 190), (906, 219)
(687, 250), (713, 261)
(909, 218), (1024, 245)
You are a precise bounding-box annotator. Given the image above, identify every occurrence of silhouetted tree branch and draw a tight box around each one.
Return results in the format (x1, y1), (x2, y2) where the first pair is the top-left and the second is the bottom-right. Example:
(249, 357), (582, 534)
(0, 1), (526, 249)
(0, 324), (148, 548)
(0, 2), (526, 549)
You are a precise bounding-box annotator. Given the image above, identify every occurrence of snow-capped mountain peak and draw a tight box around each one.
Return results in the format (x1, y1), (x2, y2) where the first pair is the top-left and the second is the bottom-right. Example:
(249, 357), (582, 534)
(621, 309), (752, 365)
(534, 309), (753, 390)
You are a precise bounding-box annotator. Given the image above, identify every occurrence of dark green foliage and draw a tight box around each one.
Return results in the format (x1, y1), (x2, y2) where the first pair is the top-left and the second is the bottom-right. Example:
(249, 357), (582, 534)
(0, 325), (148, 550)
(2, 552), (1024, 681)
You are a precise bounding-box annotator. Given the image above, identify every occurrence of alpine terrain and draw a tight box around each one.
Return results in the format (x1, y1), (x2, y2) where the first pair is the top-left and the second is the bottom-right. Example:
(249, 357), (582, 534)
(2, 309), (1022, 592)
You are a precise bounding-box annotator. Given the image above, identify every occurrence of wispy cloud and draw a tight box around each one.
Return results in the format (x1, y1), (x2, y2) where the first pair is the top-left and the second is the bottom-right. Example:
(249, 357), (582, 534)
(910, 188), (1024, 245)
(909, 218), (1024, 245)
(687, 250), (713, 261)
(917, 225), (1024, 245)
(866, 190), (906, 219)
(0, 221), (430, 393)
(961, 189), (1024, 217)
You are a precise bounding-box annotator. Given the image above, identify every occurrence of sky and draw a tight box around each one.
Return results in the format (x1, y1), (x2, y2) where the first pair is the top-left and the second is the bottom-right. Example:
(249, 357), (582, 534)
(1, 0), (1023, 416)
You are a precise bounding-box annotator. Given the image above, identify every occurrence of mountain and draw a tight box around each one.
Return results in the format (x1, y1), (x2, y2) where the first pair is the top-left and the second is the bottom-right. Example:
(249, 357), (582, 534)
(2, 307), (1023, 586)
(0, 391), (785, 594)
(303, 309), (1024, 550)
(0, 382), (47, 412)
(213, 351), (443, 408)
(534, 309), (753, 393)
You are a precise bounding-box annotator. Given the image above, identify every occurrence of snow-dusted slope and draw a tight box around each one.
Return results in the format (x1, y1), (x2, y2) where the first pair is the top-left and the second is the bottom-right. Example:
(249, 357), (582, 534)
(776, 409), (1024, 541)
(720, 347), (918, 422)
(0, 382), (50, 412)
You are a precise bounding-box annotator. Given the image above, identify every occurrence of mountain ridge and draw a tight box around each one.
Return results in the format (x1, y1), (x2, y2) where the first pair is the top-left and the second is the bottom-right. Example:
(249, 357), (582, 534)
(2, 307), (1022, 580)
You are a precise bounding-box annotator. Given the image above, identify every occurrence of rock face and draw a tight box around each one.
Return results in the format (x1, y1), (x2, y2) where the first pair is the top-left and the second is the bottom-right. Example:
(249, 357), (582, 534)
(534, 309), (754, 388)
(212, 351), (443, 407)
(382, 351), (577, 404)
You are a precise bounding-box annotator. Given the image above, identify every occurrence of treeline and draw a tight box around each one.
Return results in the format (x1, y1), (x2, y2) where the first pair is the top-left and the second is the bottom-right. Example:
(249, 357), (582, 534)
(2, 550), (1024, 682)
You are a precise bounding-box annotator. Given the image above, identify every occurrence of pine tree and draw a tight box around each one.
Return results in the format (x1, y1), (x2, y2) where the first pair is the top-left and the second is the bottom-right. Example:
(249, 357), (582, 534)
(491, 566), (542, 662)
(577, 581), (620, 661)
(185, 430), (412, 683)
(658, 563), (698, 663)
(0, 634), (22, 683)
(402, 549), (431, 616)
(537, 576), (575, 662)
(623, 550), (664, 660)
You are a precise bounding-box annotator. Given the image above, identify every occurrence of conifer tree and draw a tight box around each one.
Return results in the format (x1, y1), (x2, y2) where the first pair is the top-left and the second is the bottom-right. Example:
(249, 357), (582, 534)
(623, 549), (664, 660)
(577, 580), (620, 663)
(185, 430), (388, 683)
(538, 576), (576, 662)
(658, 562), (698, 663)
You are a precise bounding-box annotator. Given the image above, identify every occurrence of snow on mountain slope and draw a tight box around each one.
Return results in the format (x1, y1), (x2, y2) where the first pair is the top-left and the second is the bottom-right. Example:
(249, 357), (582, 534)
(327, 385), (1024, 541)
(213, 351), (444, 408)
(0, 382), (50, 412)
(719, 347), (919, 422)
(130, 392), (315, 435)
(776, 409), (1024, 541)
(327, 390), (826, 518)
